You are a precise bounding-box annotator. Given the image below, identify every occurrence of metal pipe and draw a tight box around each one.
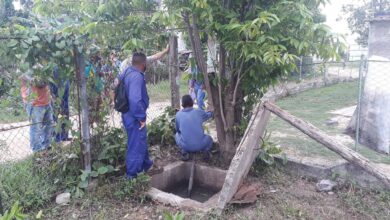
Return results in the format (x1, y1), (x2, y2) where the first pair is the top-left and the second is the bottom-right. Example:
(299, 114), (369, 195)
(355, 55), (365, 151)
(187, 159), (195, 198)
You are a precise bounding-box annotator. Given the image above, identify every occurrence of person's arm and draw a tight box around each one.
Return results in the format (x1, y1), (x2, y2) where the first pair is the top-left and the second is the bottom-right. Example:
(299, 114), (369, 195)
(147, 45), (169, 62)
(200, 110), (213, 122)
(175, 113), (181, 133)
(127, 73), (147, 122)
(119, 58), (130, 73)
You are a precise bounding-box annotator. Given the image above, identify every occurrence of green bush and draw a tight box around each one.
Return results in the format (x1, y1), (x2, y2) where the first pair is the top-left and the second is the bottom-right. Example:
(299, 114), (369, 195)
(0, 201), (29, 220)
(0, 158), (57, 211)
(148, 107), (177, 146)
(113, 173), (150, 203)
(92, 127), (127, 170)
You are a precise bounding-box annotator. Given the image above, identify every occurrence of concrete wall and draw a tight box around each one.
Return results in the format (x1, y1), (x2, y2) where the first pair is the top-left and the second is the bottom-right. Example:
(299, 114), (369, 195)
(368, 17), (390, 58)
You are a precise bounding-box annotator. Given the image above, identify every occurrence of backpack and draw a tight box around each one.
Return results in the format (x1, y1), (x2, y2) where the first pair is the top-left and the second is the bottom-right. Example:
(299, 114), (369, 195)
(114, 69), (131, 113)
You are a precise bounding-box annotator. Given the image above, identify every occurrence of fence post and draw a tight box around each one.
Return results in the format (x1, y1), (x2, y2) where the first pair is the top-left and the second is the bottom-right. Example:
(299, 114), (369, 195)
(75, 50), (91, 172)
(169, 35), (180, 109)
(355, 55), (365, 151)
(299, 56), (303, 80)
(0, 194), (3, 215)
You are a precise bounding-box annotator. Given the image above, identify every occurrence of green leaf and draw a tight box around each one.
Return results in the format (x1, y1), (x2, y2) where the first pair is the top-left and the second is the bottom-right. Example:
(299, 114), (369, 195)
(90, 171), (99, 177)
(7, 39), (18, 47)
(98, 166), (109, 175)
(64, 57), (71, 63)
(56, 41), (66, 49)
(31, 35), (40, 42)
(78, 180), (89, 189)
(36, 210), (43, 219)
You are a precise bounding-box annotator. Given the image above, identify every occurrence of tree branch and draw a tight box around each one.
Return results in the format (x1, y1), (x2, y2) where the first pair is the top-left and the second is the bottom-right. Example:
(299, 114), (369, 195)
(183, 11), (214, 109)
(232, 58), (245, 107)
(218, 45), (228, 131)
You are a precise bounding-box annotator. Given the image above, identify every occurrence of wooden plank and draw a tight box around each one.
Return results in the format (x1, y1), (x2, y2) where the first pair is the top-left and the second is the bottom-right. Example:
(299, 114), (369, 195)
(263, 101), (390, 188)
(217, 101), (271, 213)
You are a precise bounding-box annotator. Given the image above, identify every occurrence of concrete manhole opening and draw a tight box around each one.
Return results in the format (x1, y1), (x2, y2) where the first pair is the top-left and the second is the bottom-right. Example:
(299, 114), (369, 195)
(147, 161), (227, 211)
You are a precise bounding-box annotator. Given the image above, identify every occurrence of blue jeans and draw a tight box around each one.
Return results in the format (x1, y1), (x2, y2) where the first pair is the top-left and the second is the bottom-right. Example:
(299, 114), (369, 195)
(28, 105), (54, 152)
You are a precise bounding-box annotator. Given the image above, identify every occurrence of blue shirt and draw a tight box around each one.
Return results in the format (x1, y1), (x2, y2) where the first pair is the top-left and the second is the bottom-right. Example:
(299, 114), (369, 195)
(120, 67), (149, 122)
(175, 108), (213, 149)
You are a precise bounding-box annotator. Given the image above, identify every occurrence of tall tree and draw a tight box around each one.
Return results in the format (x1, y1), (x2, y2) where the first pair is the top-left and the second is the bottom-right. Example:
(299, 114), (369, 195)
(343, 0), (390, 46)
(161, 0), (344, 160)
(33, 0), (168, 53)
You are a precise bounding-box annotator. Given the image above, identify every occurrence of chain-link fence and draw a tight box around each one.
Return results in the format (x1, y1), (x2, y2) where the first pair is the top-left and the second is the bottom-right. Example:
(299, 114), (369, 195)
(267, 57), (390, 169)
(0, 78), (179, 164)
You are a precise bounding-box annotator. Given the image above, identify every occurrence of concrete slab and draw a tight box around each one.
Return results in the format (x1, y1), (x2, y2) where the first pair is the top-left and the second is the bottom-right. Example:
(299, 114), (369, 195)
(147, 161), (227, 212)
(329, 106), (356, 117)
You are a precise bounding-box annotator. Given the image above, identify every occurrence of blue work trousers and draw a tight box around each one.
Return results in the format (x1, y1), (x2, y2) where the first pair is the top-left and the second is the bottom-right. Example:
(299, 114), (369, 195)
(175, 133), (213, 154)
(122, 117), (153, 179)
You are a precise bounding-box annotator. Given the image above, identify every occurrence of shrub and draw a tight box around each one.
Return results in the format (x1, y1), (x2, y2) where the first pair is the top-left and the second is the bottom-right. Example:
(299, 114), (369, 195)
(114, 173), (151, 203)
(0, 158), (57, 211)
(0, 201), (29, 220)
(148, 107), (177, 146)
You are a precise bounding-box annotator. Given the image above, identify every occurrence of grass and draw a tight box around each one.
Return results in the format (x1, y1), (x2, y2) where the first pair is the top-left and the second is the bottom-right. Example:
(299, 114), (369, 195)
(1, 157), (386, 220)
(147, 78), (190, 103)
(340, 184), (390, 219)
(0, 97), (27, 124)
(267, 81), (390, 164)
(0, 157), (57, 211)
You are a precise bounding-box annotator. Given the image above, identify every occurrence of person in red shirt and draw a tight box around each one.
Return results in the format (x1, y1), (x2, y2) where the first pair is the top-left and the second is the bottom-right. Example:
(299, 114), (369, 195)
(20, 73), (54, 152)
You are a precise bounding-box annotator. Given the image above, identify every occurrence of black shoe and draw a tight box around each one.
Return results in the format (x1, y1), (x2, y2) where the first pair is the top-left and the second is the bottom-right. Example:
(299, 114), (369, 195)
(181, 152), (190, 161)
(203, 151), (212, 161)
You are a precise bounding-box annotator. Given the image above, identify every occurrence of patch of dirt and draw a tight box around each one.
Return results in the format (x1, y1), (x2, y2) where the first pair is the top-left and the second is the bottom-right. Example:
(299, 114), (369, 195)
(41, 166), (390, 220)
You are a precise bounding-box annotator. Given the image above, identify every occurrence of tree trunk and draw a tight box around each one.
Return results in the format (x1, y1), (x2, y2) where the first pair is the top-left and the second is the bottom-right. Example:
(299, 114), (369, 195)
(209, 82), (225, 141)
(169, 35), (180, 109)
(183, 12), (214, 110)
(74, 50), (91, 172)
(183, 12), (245, 162)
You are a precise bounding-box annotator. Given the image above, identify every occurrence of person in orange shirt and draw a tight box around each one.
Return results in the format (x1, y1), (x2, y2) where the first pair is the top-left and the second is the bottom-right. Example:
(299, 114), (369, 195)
(20, 73), (54, 152)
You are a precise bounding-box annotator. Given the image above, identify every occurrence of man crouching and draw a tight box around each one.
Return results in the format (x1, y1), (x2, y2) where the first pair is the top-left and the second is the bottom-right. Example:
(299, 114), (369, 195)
(175, 95), (214, 161)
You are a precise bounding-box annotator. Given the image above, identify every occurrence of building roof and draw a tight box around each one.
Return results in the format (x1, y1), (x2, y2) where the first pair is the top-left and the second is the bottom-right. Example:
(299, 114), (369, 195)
(371, 14), (390, 22)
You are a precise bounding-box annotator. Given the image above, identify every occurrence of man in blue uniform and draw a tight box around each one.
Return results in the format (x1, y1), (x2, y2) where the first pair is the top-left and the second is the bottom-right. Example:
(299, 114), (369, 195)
(175, 95), (213, 161)
(120, 52), (153, 179)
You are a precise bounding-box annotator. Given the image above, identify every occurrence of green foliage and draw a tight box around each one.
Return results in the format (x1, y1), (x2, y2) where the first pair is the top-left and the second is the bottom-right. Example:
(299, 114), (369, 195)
(342, 3), (370, 46)
(163, 211), (185, 220)
(148, 107), (177, 146)
(94, 128), (127, 168)
(32, 0), (168, 52)
(0, 201), (28, 220)
(162, 0), (345, 153)
(259, 131), (284, 166)
(113, 173), (151, 203)
(0, 158), (57, 211)
(48, 128), (127, 197)
(343, 1), (390, 46)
